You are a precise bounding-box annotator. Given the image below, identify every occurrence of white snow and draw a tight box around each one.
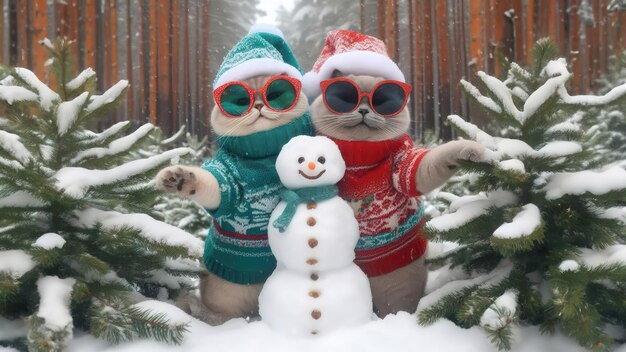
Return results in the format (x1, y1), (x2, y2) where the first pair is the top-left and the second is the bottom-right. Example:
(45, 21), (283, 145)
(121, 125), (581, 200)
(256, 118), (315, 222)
(33, 233), (67, 250)
(558, 260), (580, 272)
(497, 159), (526, 173)
(460, 80), (503, 114)
(544, 166), (626, 199)
(446, 115), (496, 149)
(86, 121), (131, 143)
(0, 85), (39, 104)
(14, 67), (60, 111)
(74, 208), (203, 257)
(66, 298), (587, 352)
(39, 38), (54, 50)
(479, 290), (518, 330)
(0, 191), (45, 208)
(86, 80), (129, 112)
(536, 141), (582, 157)
(546, 121), (581, 134)
(66, 68), (96, 90)
(54, 148), (190, 198)
(427, 191), (517, 232)
(601, 207), (626, 225)
(577, 245), (626, 268)
(160, 125), (186, 145)
(492, 204), (541, 239)
(71, 124), (154, 164)
(0, 130), (32, 164)
(57, 92), (89, 136)
(0, 250), (35, 278)
(36, 276), (76, 330)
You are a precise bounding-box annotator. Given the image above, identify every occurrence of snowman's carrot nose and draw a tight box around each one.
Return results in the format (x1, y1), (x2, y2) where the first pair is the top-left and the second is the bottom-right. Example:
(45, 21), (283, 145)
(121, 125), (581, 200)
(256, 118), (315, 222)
(308, 161), (316, 170)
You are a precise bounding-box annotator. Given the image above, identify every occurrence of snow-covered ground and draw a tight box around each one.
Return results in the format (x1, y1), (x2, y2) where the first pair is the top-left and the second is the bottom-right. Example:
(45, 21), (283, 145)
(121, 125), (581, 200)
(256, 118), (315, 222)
(62, 302), (590, 352)
(1, 271), (617, 352)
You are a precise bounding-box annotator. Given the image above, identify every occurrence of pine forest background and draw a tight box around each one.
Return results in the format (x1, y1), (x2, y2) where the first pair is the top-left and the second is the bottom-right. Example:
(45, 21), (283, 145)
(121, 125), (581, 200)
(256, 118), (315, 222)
(3, 0), (626, 142)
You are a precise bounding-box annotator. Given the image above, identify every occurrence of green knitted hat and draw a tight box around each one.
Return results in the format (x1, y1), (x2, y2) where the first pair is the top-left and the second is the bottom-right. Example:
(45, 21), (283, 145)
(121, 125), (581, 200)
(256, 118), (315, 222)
(213, 24), (303, 88)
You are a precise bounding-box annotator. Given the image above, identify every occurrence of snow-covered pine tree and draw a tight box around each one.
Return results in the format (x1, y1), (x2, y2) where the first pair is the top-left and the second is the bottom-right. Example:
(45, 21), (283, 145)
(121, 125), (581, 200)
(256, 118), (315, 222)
(419, 39), (626, 351)
(0, 38), (204, 351)
(583, 51), (626, 166)
(132, 125), (212, 238)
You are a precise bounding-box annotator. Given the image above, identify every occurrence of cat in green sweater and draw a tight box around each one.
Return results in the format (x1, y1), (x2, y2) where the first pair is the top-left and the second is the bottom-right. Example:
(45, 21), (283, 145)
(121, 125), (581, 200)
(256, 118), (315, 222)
(155, 26), (312, 325)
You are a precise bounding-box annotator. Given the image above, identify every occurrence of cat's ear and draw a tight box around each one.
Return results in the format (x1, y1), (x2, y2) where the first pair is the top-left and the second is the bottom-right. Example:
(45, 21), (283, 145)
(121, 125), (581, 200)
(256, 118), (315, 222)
(330, 69), (344, 78)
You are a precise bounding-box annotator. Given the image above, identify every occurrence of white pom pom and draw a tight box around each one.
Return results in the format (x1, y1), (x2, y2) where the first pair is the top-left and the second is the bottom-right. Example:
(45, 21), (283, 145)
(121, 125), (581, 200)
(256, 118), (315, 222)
(249, 23), (285, 39)
(302, 71), (321, 101)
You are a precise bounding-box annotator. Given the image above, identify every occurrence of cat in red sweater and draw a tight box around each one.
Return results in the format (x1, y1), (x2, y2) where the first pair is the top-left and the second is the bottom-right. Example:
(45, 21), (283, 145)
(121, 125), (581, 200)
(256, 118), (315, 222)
(304, 30), (485, 317)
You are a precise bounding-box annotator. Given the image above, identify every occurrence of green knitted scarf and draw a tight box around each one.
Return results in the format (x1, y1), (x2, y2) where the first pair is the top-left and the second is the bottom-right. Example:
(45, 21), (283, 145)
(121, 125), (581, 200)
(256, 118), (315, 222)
(273, 185), (338, 232)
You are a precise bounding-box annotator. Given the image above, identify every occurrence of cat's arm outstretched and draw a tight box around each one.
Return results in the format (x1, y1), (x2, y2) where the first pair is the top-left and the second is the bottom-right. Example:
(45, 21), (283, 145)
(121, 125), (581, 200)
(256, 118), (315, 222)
(414, 140), (484, 194)
(155, 165), (221, 209)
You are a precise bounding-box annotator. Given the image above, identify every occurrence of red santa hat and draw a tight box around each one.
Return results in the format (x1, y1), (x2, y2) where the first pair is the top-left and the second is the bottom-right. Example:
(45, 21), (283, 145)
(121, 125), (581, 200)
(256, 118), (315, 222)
(302, 30), (406, 100)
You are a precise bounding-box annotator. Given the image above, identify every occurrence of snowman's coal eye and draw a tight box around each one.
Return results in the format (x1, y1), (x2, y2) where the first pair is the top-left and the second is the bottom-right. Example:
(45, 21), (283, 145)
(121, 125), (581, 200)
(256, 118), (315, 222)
(317, 156), (326, 164)
(298, 157), (305, 163)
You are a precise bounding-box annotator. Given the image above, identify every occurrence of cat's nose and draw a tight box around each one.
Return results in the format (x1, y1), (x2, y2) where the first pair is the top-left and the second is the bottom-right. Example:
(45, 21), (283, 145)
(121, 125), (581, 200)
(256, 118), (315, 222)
(358, 108), (369, 116)
(255, 103), (264, 110)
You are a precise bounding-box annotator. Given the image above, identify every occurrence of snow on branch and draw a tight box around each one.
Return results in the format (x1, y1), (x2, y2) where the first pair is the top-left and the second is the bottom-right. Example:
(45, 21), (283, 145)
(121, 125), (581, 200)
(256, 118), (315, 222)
(56, 92), (89, 136)
(70, 124), (154, 164)
(0, 130), (33, 164)
(0, 250), (35, 278)
(447, 115), (496, 149)
(427, 191), (518, 232)
(35, 276), (76, 331)
(14, 68), (60, 111)
(493, 204), (541, 239)
(161, 125), (187, 146)
(66, 68), (96, 91)
(74, 208), (204, 257)
(86, 121), (131, 143)
(460, 80), (502, 114)
(0, 86), (38, 105)
(0, 191), (45, 208)
(54, 147), (190, 198)
(544, 166), (626, 200)
(418, 261), (513, 314)
(479, 289), (518, 330)
(559, 245), (626, 272)
(86, 80), (129, 113)
(601, 207), (626, 225)
(32, 233), (66, 250)
(447, 116), (581, 161)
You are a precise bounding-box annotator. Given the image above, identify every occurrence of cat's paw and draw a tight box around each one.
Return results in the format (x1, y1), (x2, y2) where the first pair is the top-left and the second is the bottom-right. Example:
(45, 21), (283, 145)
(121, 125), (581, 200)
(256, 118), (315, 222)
(440, 140), (485, 168)
(155, 166), (199, 196)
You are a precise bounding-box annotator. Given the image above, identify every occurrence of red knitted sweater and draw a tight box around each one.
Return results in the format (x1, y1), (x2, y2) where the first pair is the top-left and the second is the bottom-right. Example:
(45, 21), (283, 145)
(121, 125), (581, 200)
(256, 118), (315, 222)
(331, 135), (429, 277)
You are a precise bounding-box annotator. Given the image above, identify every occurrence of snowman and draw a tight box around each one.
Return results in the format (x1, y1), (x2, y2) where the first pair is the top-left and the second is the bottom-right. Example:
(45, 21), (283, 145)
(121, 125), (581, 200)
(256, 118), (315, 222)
(259, 135), (373, 336)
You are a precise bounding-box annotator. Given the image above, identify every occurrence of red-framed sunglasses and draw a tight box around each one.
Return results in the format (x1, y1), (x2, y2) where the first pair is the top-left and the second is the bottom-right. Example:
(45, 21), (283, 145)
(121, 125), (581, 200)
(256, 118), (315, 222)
(213, 76), (302, 118)
(320, 78), (412, 117)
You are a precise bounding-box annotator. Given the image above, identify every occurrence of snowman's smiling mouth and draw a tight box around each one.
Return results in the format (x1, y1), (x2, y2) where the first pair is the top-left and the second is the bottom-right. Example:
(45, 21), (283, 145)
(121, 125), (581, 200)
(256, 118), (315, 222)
(299, 169), (326, 180)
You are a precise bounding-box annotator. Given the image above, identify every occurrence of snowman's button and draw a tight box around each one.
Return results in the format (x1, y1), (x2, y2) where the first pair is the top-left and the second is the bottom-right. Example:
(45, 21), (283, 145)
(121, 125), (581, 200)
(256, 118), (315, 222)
(311, 310), (321, 320)
(309, 290), (320, 298)
(307, 202), (317, 209)
(308, 238), (318, 248)
(311, 330), (318, 335)
(307, 217), (317, 226)
(306, 258), (318, 265)
(310, 273), (319, 281)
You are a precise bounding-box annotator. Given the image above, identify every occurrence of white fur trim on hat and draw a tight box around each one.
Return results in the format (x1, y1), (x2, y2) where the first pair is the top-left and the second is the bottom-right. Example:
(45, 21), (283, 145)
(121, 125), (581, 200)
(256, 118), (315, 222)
(302, 50), (405, 100)
(214, 58), (303, 88)
(249, 23), (285, 39)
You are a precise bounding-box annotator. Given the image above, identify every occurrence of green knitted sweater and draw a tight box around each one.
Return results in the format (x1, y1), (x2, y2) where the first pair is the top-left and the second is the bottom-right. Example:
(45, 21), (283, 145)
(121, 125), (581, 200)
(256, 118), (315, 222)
(202, 114), (313, 284)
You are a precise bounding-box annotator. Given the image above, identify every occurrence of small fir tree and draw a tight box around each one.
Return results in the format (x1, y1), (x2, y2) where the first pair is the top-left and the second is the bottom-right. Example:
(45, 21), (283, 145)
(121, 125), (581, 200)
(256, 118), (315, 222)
(0, 39), (204, 351)
(419, 39), (626, 351)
